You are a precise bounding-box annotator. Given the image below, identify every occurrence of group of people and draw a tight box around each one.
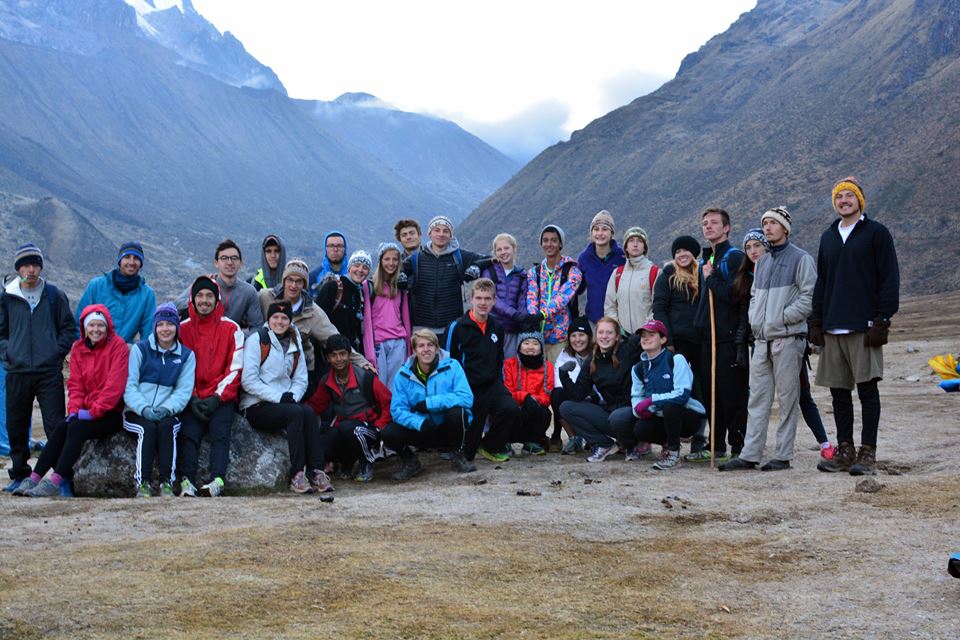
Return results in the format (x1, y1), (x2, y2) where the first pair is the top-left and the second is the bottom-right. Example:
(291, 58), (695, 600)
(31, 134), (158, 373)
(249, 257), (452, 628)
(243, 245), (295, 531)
(0, 175), (900, 497)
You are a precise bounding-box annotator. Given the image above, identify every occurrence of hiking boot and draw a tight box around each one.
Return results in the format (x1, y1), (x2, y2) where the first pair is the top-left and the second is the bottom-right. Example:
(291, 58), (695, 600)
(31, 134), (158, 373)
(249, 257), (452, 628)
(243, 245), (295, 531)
(653, 448), (681, 470)
(392, 457), (423, 482)
(760, 459), (791, 471)
(26, 478), (59, 497)
(586, 443), (619, 462)
(522, 442), (546, 456)
(59, 479), (75, 498)
(355, 461), (375, 483)
(548, 438), (563, 453)
(136, 482), (152, 498)
(820, 443), (836, 461)
(12, 477), (37, 496)
(478, 447), (510, 463)
(849, 445), (877, 476)
(160, 482), (175, 497)
(311, 469), (334, 493)
(561, 436), (585, 455)
(450, 452), (477, 473)
(684, 449), (715, 463)
(718, 457), (757, 472)
(818, 442), (855, 472)
(200, 477), (224, 497)
(179, 477), (198, 497)
(290, 471), (313, 494)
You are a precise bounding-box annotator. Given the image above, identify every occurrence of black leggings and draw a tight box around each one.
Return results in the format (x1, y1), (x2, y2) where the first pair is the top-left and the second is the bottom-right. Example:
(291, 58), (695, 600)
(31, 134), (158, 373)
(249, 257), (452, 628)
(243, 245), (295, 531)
(550, 386), (577, 440)
(508, 396), (552, 444)
(614, 403), (703, 452)
(381, 407), (469, 461)
(245, 402), (323, 478)
(831, 379), (880, 448)
(32, 412), (122, 480)
(464, 383), (517, 460)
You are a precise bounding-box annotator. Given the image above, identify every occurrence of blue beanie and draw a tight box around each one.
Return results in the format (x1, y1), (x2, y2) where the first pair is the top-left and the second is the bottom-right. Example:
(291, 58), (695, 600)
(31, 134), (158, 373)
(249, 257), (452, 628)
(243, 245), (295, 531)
(118, 241), (145, 267)
(153, 302), (180, 335)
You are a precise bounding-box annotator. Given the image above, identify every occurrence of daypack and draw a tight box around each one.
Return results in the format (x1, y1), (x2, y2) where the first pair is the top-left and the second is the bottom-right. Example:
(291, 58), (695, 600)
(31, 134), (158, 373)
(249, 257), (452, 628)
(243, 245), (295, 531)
(614, 263), (660, 293)
(258, 326), (300, 376)
(702, 247), (743, 281)
(533, 261), (582, 319)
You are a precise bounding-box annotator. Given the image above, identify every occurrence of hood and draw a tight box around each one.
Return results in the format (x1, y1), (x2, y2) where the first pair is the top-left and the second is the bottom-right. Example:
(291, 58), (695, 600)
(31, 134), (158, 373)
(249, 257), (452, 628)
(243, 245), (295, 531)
(259, 234), (288, 289)
(421, 235), (461, 257)
(3, 275), (45, 301)
(187, 275), (225, 324)
(321, 231), (348, 276)
(78, 303), (116, 340)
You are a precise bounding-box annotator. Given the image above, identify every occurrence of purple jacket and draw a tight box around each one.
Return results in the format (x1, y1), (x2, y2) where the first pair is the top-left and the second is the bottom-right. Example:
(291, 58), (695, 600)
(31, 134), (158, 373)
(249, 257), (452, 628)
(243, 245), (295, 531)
(577, 241), (626, 322)
(482, 263), (527, 333)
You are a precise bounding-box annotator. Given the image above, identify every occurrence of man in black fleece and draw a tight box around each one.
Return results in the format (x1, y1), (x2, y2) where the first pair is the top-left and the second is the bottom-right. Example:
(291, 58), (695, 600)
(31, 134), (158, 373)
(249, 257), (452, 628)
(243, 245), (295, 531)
(810, 177), (899, 476)
(444, 278), (517, 462)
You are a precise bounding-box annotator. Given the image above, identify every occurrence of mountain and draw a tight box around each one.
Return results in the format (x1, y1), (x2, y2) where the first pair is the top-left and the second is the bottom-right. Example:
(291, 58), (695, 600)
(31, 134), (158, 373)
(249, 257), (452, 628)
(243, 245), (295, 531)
(0, 0), (518, 292)
(459, 0), (960, 294)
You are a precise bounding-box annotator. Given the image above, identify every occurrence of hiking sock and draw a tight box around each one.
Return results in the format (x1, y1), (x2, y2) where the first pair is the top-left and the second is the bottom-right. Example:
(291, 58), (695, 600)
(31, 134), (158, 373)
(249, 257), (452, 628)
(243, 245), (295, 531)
(29, 472), (42, 484)
(49, 472), (63, 487)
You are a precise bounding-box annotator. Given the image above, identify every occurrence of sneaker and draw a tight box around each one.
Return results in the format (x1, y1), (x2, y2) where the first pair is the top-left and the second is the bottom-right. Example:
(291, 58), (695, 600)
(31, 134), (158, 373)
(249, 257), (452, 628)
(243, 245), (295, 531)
(438, 450), (453, 461)
(179, 477), (198, 497)
(290, 470), (314, 494)
(392, 457), (423, 482)
(522, 442), (546, 456)
(137, 482), (152, 498)
(12, 477), (37, 496)
(338, 462), (355, 481)
(59, 479), (75, 498)
(160, 482), (175, 497)
(683, 450), (715, 463)
(200, 477), (224, 497)
(818, 442), (855, 472)
(548, 438), (563, 453)
(586, 443), (619, 462)
(478, 447), (510, 463)
(820, 443), (836, 461)
(355, 461), (374, 483)
(450, 452), (477, 473)
(26, 477), (59, 497)
(311, 469), (334, 493)
(760, 459), (791, 471)
(561, 436), (585, 455)
(625, 442), (653, 461)
(2, 478), (23, 493)
(849, 445), (876, 476)
(717, 457), (757, 472)
(653, 448), (681, 470)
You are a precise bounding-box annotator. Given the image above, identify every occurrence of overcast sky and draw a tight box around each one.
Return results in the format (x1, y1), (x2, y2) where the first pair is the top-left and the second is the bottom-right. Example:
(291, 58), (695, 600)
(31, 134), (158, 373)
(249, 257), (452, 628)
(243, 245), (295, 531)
(192, 0), (756, 162)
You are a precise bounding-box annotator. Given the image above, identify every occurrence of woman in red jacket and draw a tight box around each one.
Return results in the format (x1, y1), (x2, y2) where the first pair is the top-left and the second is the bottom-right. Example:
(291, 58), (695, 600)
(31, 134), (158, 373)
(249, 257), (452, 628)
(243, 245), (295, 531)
(15, 304), (130, 497)
(503, 326), (555, 455)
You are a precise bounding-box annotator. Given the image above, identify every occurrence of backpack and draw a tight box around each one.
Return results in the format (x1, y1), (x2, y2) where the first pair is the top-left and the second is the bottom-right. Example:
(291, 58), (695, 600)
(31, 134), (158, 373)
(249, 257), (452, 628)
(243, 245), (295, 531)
(410, 248), (463, 280)
(533, 261), (582, 319)
(702, 247), (743, 281)
(614, 263), (660, 293)
(258, 326), (300, 376)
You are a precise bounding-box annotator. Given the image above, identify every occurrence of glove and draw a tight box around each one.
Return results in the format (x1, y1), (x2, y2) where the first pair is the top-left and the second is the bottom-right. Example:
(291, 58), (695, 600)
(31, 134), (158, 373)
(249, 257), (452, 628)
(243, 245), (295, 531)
(197, 396), (222, 416)
(189, 396), (207, 421)
(141, 406), (161, 422)
(397, 271), (409, 289)
(559, 361), (577, 373)
(78, 409), (93, 421)
(280, 392), (296, 404)
(417, 418), (437, 432)
(519, 313), (543, 327)
(464, 264), (481, 280)
(807, 318), (824, 347)
(634, 397), (653, 419)
(735, 344), (749, 369)
(864, 317), (890, 347)
(413, 400), (428, 413)
(155, 407), (172, 419)
(940, 379), (960, 393)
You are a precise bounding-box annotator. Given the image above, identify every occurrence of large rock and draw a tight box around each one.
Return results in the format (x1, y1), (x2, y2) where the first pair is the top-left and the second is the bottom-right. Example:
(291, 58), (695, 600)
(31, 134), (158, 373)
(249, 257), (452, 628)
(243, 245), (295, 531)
(73, 414), (290, 497)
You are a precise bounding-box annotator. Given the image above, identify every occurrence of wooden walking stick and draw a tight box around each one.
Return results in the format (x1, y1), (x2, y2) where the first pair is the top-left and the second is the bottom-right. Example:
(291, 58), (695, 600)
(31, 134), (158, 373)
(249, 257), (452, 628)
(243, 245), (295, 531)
(709, 288), (717, 469)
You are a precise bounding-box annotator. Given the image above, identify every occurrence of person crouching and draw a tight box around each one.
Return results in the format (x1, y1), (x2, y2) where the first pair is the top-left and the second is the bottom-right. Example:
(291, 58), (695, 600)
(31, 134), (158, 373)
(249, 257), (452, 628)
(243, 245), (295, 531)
(503, 326), (555, 455)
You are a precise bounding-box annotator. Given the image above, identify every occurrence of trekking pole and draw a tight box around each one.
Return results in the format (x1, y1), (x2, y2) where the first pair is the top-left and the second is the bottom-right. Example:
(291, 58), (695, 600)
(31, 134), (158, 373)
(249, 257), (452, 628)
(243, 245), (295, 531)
(709, 288), (717, 469)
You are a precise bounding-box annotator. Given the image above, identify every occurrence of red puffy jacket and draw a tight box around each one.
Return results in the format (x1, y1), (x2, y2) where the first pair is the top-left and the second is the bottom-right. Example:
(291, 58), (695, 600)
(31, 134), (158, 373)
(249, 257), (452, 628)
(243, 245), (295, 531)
(179, 281), (244, 403)
(67, 304), (130, 418)
(503, 356), (554, 407)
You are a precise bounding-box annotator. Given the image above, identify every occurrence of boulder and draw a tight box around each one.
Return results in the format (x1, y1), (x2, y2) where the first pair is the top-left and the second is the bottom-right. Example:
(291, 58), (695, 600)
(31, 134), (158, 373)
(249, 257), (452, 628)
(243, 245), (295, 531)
(73, 414), (290, 497)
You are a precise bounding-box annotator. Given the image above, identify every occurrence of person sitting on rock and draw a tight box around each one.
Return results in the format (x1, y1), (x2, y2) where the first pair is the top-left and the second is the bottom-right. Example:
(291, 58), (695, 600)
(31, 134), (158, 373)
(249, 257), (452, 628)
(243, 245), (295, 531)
(503, 325), (555, 456)
(240, 301), (332, 494)
(16, 305), (130, 497)
(176, 276), (244, 497)
(307, 335), (394, 483)
(122, 303), (196, 498)
(381, 329), (476, 481)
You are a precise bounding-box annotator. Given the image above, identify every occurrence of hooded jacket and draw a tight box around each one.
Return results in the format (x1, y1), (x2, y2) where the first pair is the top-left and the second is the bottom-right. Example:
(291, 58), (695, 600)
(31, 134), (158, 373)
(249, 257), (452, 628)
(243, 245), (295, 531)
(504, 355), (554, 407)
(307, 363), (392, 429)
(577, 241), (625, 323)
(402, 236), (489, 329)
(308, 231), (348, 299)
(67, 304), (130, 418)
(316, 274), (365, 353)
(124, 332), (196, 416)
(75, 271), (156, 342)
(0, 277), (77, 373)
(239, 324), (308, 410)
(175, 275), (263, 333)
(525, 255), (583, 345)
(178, 278), (245, 403)
(603, 255), (657, 335)
(391, 354), (474, 431)
(250, 234), (287, 291)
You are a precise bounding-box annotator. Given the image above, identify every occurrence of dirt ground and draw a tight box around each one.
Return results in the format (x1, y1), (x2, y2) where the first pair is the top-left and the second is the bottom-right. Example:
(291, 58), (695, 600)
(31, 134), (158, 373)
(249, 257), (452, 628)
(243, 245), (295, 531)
(1, 293), (958, 639)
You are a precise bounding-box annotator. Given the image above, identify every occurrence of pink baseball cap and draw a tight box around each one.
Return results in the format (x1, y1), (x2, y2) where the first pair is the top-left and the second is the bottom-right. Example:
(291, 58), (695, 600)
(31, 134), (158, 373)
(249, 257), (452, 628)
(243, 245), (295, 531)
(637, 319), (668, 338)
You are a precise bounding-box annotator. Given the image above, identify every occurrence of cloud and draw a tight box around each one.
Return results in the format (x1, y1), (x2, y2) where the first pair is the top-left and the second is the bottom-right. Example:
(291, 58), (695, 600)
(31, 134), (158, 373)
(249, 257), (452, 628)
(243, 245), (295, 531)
(452, 99), (572, 165)
(597, 69), (671, 114)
